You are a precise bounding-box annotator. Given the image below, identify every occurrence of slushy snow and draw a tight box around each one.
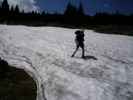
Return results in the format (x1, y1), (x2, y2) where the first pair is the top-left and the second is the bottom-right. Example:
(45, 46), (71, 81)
(0, 25), (133, 100)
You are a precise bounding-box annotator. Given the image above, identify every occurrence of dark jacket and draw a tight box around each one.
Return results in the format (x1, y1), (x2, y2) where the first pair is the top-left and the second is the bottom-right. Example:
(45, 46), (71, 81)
(75, 30), (84, 43)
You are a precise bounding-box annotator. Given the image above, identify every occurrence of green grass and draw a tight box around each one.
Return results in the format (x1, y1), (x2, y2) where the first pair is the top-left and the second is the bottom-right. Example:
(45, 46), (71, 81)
(90, 25), (133, 36)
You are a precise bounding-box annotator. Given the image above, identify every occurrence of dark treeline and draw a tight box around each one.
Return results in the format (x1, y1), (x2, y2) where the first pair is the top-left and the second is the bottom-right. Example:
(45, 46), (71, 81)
(0, 0), (133, 28)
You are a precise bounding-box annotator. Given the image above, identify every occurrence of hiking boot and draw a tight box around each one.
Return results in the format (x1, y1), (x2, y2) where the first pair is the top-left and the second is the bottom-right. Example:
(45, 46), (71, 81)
(81, 56), (85, 59)
(71, 55), (74, 57)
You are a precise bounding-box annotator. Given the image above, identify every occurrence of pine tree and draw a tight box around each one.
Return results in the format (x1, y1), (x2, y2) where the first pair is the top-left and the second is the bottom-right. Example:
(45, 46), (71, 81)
(10, 6), (14, 12)
(14, 5), (19, 13)
(78, 2), (84, 16)
(0, 1), (2, 7)
(2, 0), (9, 12)
(64, 2), (78, 16)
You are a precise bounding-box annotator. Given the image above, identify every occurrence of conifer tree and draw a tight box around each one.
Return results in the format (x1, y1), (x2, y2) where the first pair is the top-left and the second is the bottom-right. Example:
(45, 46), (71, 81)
(78, 1), (84, 16)
(14, 5), (19, 13)
(64, 2), (78, 16)
(2, 0), (9, 12)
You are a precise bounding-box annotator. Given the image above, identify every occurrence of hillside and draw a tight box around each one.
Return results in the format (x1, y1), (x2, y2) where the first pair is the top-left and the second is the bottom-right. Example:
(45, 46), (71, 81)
(0, 25), (133, 100)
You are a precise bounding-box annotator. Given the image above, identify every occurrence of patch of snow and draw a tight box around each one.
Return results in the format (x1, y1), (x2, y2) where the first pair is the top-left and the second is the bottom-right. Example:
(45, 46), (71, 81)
(0, 25), (133, 100)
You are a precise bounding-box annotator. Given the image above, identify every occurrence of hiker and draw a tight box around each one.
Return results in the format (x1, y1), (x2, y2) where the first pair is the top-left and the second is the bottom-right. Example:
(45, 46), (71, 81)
(71, 29), (85, 58)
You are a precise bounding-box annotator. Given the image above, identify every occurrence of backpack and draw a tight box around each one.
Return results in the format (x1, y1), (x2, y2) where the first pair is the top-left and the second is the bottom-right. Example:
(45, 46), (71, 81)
(75, 30), (84, 42)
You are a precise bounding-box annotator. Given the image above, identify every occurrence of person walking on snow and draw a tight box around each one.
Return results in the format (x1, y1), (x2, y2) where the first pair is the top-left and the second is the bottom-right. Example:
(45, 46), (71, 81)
(71, 29), (85, 58)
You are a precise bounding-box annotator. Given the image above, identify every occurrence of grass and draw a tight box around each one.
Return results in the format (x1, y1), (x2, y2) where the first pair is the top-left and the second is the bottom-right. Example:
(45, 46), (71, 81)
(89, 25), (133, 36)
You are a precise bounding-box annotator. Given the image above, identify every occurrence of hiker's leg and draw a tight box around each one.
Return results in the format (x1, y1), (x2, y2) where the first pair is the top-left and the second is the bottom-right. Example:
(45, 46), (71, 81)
(71, 45), (79, 57)
(81, 43), (85, 58)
